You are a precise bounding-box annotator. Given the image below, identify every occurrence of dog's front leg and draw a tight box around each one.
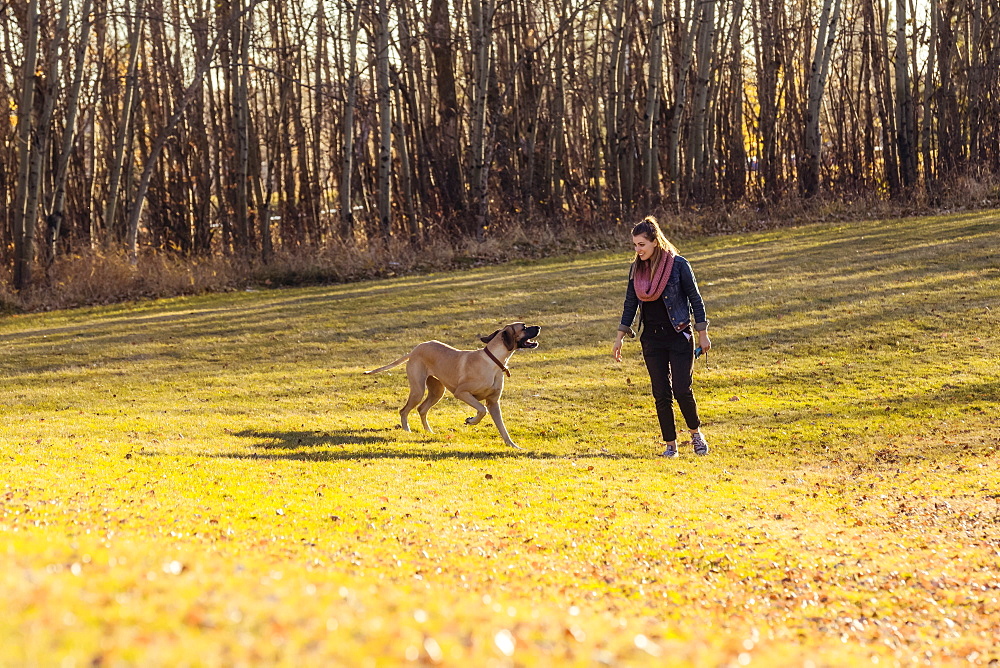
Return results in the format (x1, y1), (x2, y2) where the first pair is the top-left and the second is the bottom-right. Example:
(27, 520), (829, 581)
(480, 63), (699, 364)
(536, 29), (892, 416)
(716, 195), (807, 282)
(485, 400), (521, 449)
(453, 390), (488, 426)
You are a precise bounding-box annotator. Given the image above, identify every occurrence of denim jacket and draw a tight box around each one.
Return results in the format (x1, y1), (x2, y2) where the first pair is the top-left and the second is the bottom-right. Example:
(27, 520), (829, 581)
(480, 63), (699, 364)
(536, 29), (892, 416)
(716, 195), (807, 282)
(618, 255), (708, 338)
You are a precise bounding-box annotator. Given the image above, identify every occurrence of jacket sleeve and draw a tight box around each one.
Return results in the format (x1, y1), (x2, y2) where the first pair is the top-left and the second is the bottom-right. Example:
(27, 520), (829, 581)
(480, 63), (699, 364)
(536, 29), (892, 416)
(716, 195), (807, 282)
(618, 275), (639, 337)
(680, 260), (709, 331)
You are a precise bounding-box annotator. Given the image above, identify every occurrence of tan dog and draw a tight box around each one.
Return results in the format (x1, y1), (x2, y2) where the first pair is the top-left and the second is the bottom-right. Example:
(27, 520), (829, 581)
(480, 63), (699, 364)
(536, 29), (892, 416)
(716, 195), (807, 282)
(365, 322), (541, 449)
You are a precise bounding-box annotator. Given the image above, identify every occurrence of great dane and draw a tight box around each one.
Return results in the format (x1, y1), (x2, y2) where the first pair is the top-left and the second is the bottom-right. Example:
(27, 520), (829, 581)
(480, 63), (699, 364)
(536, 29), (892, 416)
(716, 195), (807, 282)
(365, 322), (541, 449)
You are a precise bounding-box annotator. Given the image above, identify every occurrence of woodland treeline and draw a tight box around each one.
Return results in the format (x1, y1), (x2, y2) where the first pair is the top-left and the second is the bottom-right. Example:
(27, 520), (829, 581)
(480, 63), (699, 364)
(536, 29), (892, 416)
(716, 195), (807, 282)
(2, 0), (999, 292)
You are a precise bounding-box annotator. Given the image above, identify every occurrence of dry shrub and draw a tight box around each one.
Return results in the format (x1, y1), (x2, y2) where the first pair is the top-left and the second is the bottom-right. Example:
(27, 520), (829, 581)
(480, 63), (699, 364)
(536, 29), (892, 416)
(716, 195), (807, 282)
(936, 172), (1000, 209)
(6, 181), (998, 314)
(21, 249), (238, 311)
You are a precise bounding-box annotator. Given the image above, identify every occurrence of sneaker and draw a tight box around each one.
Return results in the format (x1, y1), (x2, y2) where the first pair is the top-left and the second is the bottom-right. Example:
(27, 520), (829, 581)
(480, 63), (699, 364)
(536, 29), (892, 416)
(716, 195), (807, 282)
(660, 442), (678, 458)
(691, 433), (709, 456)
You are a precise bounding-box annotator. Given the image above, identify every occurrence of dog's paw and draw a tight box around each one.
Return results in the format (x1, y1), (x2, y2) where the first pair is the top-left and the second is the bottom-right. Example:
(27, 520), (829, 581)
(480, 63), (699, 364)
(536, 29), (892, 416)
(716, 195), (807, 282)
(465, 416), (476, 425)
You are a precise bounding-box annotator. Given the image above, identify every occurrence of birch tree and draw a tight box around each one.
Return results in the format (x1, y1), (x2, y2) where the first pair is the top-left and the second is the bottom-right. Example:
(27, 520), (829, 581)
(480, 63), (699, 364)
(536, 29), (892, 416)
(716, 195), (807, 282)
(102, 0), (146, 246)
(642, 0), (665, 195)
(376, 0), (392, 238)
(340, 0), (363, 240)
(46, 0), (94, 258)
(894, 0), (917, 188)
(11, 0), (39, 290)
(468, 0), (496, 239)
(689, 0), (717, 200)
(801, 0), (842, 197)
(666, 0), (698, 210)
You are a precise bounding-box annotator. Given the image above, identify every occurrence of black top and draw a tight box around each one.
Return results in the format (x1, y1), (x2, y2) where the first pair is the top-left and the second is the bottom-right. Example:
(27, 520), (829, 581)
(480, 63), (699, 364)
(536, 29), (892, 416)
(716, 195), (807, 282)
(641, 294), (670, 328)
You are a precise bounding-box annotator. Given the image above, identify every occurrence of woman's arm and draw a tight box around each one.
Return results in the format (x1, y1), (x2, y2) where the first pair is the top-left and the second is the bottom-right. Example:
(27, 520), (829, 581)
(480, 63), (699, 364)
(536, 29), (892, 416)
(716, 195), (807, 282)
(618, 276), (639, 334)
(613, 275), (639, 361)
(680, 260), (711, 352)
(679, 260), (708, 331)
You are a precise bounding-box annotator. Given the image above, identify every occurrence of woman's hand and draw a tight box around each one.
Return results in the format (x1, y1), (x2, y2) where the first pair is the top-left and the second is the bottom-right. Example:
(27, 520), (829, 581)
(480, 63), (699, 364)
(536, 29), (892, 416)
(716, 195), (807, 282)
(698, 330), (711, 353)
(612, 335), (625, 362)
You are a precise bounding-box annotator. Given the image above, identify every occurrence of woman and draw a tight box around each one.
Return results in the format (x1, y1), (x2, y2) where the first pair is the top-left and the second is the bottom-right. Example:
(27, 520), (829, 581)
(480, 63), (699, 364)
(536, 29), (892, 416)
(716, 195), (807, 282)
(612, 216), (711, 458)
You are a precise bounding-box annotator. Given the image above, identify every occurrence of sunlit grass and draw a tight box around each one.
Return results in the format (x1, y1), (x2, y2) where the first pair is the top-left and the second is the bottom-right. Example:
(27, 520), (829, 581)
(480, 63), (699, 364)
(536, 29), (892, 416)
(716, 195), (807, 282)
(2, 210), (999, 666)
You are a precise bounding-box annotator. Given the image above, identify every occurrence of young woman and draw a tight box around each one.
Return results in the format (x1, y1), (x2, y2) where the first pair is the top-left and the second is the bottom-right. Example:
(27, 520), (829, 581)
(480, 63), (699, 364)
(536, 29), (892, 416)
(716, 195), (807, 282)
(612, 216), (711, 457)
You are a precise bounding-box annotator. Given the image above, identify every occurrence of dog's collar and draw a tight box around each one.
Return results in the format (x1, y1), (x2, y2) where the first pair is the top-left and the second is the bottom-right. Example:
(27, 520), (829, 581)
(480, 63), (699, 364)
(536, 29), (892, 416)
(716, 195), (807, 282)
(483, 346), (510, 377)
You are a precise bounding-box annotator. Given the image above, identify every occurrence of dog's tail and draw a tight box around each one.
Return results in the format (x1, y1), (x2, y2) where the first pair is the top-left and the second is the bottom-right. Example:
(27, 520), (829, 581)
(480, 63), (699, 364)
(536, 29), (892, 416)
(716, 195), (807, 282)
(364, 354), (410, 375)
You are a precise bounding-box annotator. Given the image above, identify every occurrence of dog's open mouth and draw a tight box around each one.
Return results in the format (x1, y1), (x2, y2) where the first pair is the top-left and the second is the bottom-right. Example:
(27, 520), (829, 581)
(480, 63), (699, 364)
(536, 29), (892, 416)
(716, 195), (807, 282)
(518, 326), (541, 348)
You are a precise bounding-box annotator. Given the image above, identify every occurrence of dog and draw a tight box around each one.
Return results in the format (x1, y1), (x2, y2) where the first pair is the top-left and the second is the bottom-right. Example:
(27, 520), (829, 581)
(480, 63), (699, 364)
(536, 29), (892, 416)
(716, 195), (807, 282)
(365, 322), (541, 449)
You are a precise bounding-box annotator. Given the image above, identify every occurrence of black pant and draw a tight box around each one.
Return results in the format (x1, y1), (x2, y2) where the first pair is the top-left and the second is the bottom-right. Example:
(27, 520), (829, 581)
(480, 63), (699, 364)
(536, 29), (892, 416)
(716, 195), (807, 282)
(640, 325), (701, 442)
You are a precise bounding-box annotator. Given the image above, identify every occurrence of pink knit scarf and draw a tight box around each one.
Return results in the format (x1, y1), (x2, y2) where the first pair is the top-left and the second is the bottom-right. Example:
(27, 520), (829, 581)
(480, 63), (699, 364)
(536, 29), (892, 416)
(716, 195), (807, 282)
(633, 249), (674, 301)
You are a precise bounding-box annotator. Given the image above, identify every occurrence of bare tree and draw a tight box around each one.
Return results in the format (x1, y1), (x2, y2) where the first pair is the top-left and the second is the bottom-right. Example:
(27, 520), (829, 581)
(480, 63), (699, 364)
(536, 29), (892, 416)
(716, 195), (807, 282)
(11, 0), (40, 290)
(801, 0), (842, 197)
(468, 0), (497, 239)
(46, 0), (94, 259)
(642, 0), (665, 196)
(375, 0), (392, 238)
(340, 0), (363, 241)
(894, 0), (917, 188)
(103, 0), (146, 246)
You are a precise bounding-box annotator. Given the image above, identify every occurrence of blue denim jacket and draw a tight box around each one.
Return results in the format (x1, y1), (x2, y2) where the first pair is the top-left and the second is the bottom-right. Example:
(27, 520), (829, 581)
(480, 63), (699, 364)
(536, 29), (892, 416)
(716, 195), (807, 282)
(618, 255), (708, 337)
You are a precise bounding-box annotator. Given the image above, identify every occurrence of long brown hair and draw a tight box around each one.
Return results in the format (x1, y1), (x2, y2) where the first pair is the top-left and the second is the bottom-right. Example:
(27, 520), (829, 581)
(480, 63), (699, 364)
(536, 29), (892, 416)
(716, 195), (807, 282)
(631, 216), (677, 268)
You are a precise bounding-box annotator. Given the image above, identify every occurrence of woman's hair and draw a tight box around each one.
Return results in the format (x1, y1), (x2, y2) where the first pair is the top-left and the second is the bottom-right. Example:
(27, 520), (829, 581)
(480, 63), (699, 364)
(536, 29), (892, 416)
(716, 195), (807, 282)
(631, 215), (676, 264)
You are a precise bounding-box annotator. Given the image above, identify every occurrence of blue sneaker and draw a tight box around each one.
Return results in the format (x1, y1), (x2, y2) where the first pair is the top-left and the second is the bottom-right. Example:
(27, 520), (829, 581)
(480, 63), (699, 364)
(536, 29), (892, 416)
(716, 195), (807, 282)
(691, 433), (709, 456)
(660, 442), (678, 458)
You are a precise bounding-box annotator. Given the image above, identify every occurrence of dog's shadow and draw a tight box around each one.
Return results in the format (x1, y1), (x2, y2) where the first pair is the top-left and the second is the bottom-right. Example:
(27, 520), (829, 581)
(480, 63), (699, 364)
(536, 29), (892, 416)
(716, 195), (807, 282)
(216, 427), (534, 461)
(213, 428), (634, 461)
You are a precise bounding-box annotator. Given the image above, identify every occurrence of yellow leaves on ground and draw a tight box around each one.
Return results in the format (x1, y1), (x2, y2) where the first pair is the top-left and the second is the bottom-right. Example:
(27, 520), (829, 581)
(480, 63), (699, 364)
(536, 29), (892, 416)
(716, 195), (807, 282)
(2, 211), (1000, 665)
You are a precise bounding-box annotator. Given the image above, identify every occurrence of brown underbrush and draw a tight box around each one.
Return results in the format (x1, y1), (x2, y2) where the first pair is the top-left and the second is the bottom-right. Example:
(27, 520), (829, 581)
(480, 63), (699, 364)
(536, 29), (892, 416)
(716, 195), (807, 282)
(3, 180), (998, 314)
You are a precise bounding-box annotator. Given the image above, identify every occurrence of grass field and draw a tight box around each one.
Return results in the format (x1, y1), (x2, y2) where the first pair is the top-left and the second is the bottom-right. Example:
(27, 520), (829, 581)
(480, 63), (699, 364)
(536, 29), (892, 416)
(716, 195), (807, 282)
(2, 210), (999, 667)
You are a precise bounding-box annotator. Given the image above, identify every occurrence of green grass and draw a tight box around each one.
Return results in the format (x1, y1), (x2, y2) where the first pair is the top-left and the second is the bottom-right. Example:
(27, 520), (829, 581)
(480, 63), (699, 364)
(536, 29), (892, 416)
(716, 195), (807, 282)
(2, 210), (999, 666)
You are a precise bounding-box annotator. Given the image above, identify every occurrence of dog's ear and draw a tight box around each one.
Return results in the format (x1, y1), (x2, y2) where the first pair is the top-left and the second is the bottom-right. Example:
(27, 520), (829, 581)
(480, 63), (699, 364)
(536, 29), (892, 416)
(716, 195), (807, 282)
(501, 327), (515, 350)
(480, 329), (500, 344)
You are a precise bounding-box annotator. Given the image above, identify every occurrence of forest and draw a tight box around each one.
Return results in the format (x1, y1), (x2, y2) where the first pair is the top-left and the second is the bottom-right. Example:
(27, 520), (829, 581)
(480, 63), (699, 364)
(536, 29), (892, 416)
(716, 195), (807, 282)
(2, 0), (998, 299)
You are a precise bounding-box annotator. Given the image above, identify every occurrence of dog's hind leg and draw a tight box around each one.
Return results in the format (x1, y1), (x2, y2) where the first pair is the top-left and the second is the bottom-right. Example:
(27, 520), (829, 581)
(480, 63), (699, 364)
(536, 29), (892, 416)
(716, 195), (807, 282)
(399, 366), (428, 432)
(417, 376), (445, 433)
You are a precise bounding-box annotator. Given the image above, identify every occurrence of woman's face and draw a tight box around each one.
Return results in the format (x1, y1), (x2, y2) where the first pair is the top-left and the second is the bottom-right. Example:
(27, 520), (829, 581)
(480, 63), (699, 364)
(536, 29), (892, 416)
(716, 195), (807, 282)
(633, 234), (657, 261)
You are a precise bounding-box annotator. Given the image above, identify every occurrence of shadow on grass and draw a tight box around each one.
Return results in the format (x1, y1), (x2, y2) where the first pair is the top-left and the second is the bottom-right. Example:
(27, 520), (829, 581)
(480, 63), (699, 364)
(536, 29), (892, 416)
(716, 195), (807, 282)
(210, 428), (639, 461)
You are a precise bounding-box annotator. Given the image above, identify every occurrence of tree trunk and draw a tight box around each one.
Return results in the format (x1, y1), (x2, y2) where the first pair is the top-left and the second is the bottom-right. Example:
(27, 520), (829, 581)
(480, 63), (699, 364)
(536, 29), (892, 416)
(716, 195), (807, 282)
(642, 0), (665, 195)
(232, 0), (252, 253)
(550, 0), (569, 212)
(340, 0), (362, 241)
(468, 0), (496, 239)
(103, 0), (146, 246)
(921, 0), (938, 191)
(690, 0), (717, 200)
(605, 0), (626, 209)
(19, 0), (70, 277)
(12, 0), (40, 291)
(667, 0), (698, 211)
(894, 0), (917, 188)
(726, 0), (747, 201)
(392, 67), (419, 243)
(801, 0), (842, 198)
(47, 0), (94, 259)
(936, 0), (962, 176)
(428, 0), (466, 218)
(376, 0), (392, 239)
(753, 0), (782, 205)
(588, 0), (606, 207)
